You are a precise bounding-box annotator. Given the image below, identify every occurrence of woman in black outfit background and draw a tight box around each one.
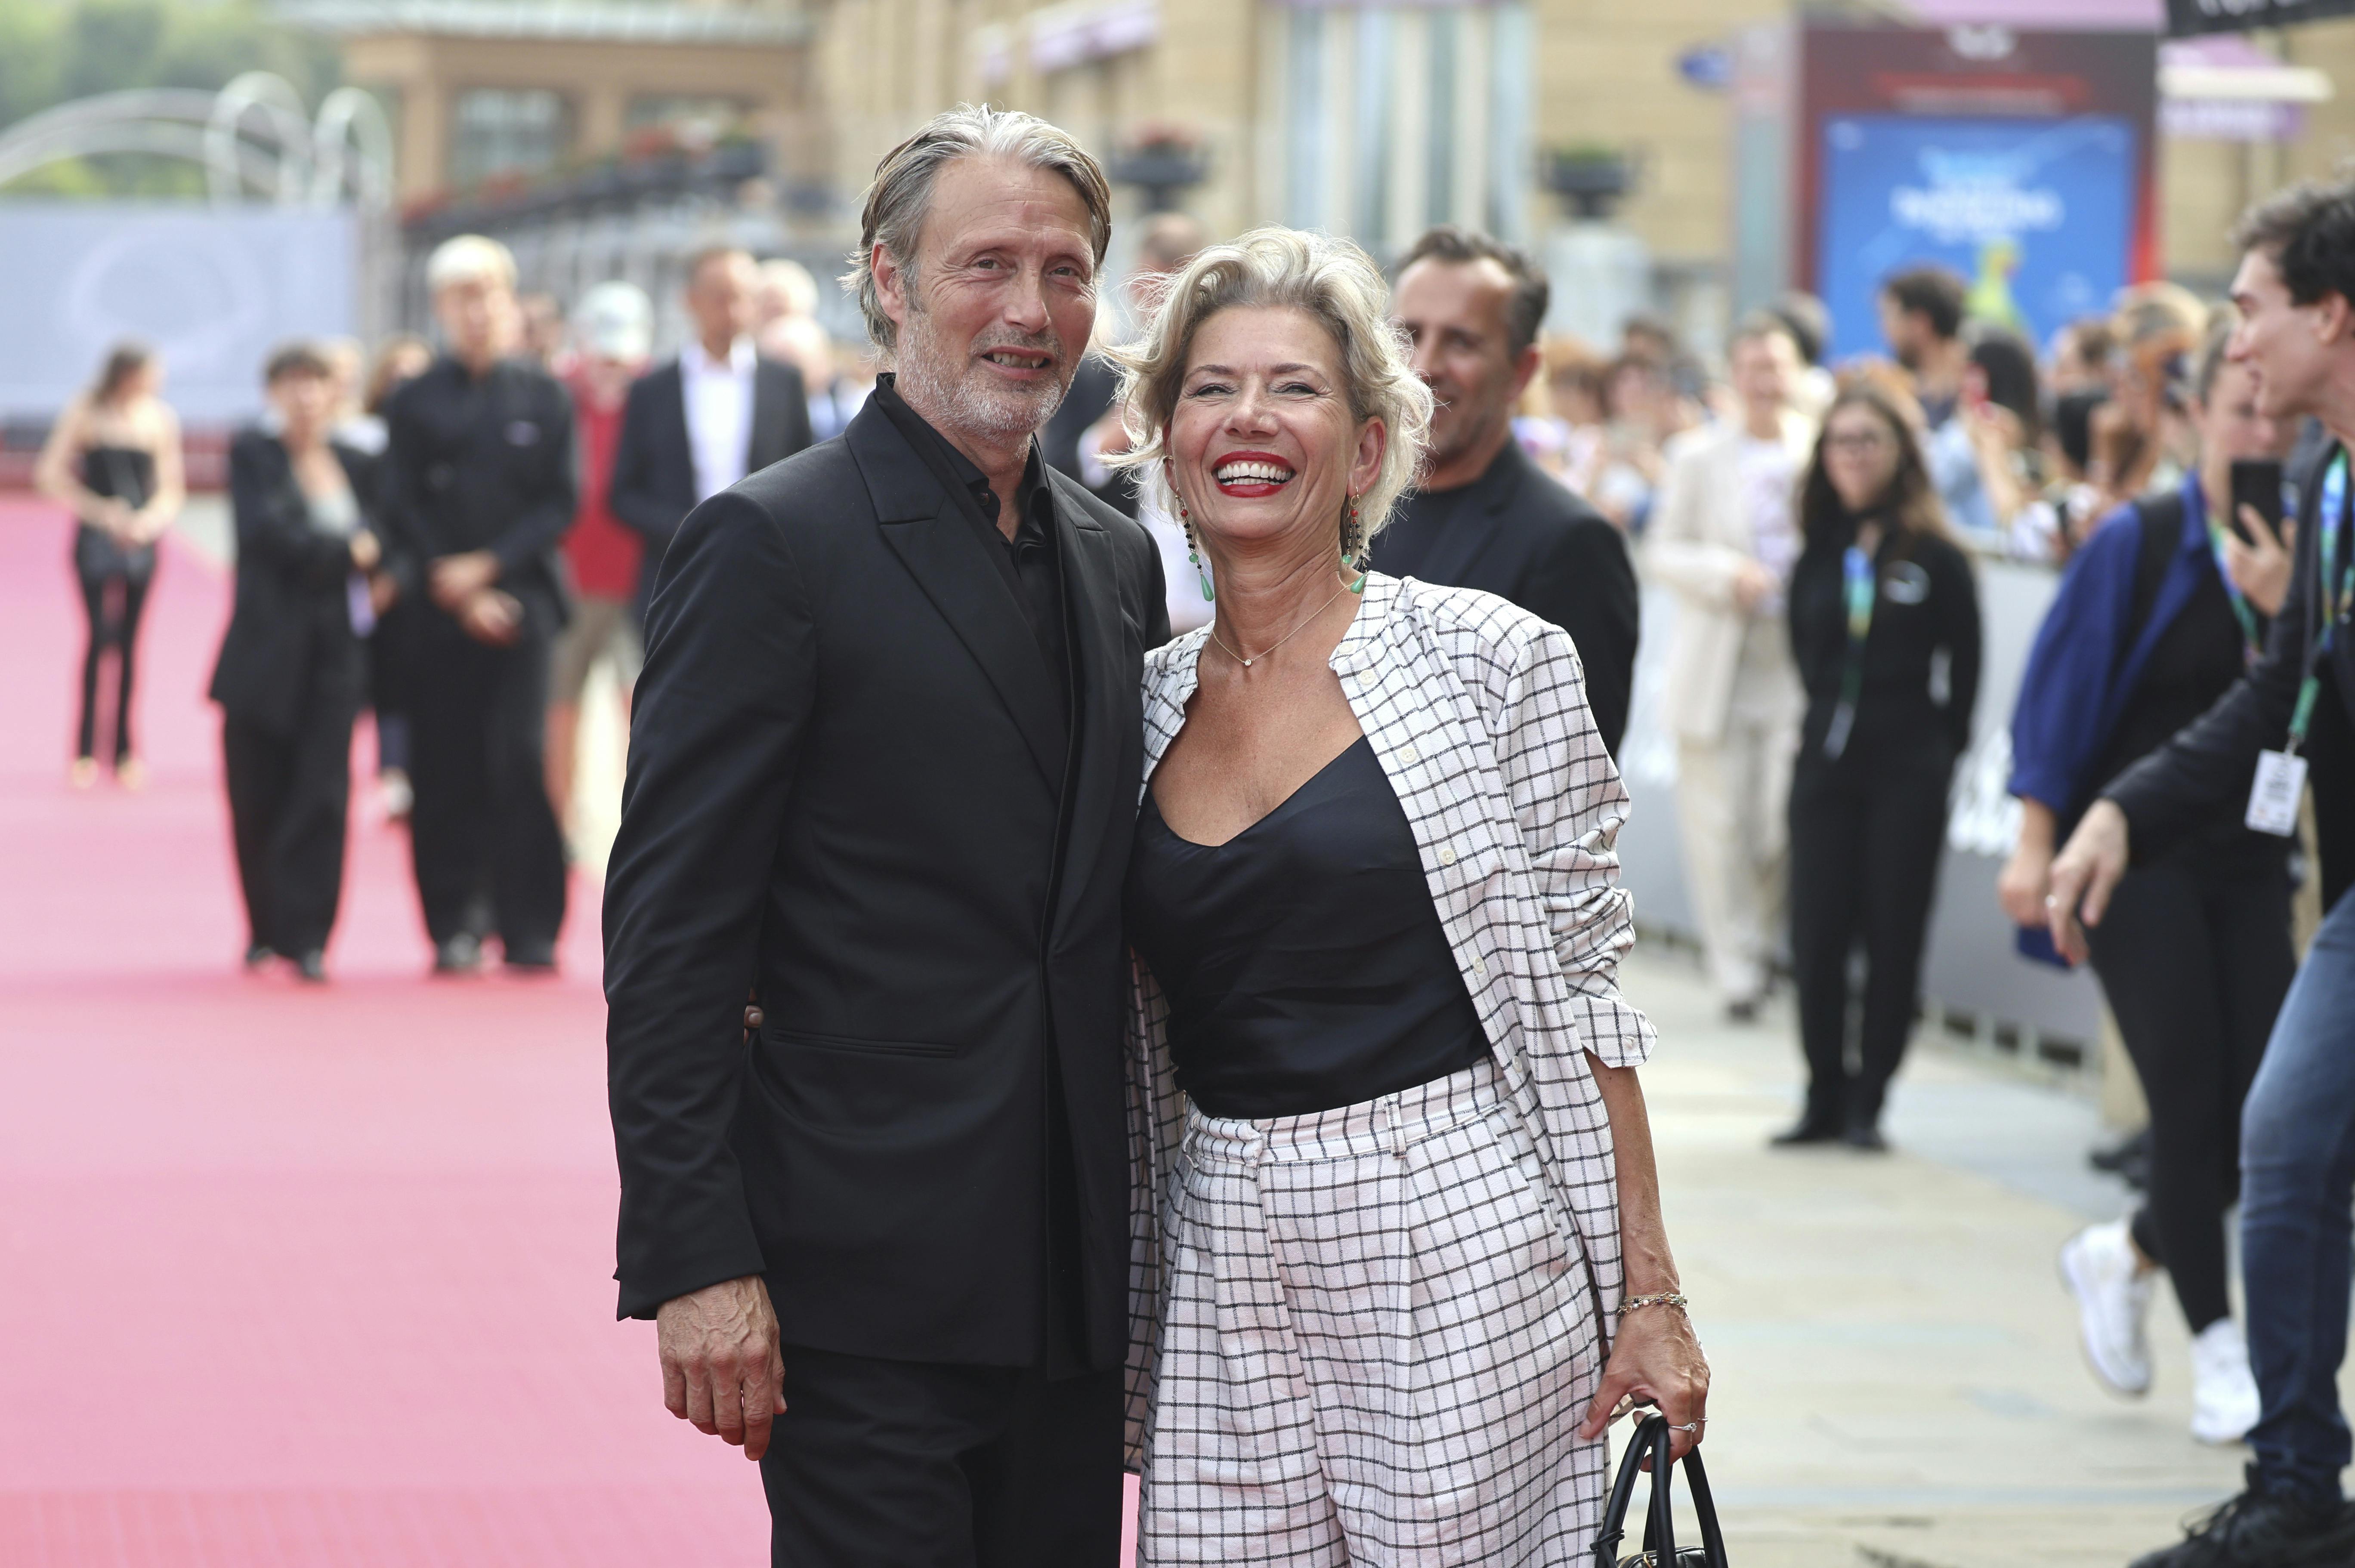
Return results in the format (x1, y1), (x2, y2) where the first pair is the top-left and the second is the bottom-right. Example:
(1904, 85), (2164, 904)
(209, 344), (388, 982)
(1778, 383), (1981, 1150)
(34, 343), (186, 790)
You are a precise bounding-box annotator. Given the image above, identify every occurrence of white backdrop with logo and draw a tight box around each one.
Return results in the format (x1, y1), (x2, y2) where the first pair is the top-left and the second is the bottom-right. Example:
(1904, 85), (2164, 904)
(0, 201), (356, 425)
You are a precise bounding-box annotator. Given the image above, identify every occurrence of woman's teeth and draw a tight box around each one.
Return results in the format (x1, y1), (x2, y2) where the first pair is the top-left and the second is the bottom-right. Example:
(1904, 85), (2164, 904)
(1215, 462), (1294, 485)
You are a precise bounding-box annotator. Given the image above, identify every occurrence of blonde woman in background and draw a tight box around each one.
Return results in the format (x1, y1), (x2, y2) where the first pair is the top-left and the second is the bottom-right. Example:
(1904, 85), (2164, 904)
(1114, 228), (1706, 1564)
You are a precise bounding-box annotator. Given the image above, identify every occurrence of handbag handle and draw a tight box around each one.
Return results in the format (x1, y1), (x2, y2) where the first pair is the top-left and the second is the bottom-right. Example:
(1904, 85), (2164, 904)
(1591, 1414), (1730, 1568)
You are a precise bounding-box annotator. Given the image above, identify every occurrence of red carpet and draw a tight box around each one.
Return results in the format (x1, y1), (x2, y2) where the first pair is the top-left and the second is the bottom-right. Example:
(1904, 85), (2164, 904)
(0, 500), (770, 1565)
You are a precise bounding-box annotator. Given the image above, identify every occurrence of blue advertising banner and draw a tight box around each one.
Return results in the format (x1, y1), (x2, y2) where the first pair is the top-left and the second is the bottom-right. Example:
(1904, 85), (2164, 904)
(1817, 114), (2138, 363)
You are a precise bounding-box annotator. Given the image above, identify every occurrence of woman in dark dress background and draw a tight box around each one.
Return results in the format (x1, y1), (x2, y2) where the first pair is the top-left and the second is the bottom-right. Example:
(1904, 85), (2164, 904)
(209, 343), (387, 982)
(1778, 383), (1981, 1151)
(34, 342), (185, 790)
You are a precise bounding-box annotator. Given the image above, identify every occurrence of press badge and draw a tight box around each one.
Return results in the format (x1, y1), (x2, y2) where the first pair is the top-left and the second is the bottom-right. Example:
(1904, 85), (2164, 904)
(2246, 750), (2308, 836)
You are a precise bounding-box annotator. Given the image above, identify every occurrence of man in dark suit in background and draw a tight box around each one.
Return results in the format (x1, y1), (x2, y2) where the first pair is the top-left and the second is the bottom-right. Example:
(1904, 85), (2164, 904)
(1379, 226), (1641, 755)
(1040, 209), (1208, 513)
(378, 235), (575, 974)
(607, 245), (813, 608)
(603, 108), (1166, 1568)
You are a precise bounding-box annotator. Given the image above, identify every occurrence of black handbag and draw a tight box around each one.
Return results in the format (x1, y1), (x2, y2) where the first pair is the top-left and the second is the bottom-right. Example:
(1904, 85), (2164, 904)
(1591, 1412), (1729, 1568)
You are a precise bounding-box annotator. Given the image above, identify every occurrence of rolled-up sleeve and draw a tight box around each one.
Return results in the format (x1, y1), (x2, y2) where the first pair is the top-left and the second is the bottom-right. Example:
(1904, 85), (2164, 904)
(1488, 618), (1658, 1069)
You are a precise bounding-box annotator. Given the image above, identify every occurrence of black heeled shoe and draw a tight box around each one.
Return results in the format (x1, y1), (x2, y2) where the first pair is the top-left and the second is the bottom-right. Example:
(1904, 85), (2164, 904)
(294, 950), (328, 984)
(1771, 1117), (1843, 1148)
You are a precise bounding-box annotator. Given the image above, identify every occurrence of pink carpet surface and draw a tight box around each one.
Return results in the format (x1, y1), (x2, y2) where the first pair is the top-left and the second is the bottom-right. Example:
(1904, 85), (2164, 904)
(1, 500), (845, 1565)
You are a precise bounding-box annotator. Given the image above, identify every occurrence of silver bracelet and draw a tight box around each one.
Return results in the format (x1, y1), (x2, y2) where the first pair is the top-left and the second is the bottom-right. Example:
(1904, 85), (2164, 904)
(1616, 1291), (1690, 1318)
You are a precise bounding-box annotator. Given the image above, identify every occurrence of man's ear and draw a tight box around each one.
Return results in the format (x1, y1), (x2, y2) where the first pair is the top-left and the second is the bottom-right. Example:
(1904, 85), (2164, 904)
(1508, 342), (1543, 401)
(872, 244), (909, 333)
(2315, 290), (2352, 348)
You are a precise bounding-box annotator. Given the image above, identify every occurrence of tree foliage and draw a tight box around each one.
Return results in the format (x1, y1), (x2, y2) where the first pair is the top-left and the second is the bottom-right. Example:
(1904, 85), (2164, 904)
(0, 0), (342, 196)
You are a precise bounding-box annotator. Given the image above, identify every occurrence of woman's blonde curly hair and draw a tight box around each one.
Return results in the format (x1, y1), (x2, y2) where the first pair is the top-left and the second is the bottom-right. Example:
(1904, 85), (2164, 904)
(1104, 227), (1432, 547)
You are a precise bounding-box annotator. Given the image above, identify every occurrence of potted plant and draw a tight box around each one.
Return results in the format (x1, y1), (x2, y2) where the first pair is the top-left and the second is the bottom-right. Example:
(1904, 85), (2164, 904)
(1543, 145), (1634, 221)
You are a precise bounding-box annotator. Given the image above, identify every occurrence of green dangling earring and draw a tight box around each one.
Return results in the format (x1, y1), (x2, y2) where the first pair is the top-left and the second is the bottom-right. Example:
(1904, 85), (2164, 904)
(1342, 494), (1367, 594)
(1176, 485), (1214, 603)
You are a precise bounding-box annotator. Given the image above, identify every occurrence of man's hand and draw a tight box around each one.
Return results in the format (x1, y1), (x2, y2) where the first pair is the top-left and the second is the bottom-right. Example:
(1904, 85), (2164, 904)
(2047, 800), (2131, 964)
(430, 549), (501, 610)
(457, 588), (522, 646)
(1996, 841), (2052, 928)
(1578, 1301), (1710, 1462)
(656, 1275), (785, 1461)
(2225, 506), (2296, 620)
(349, 530), (383, 573)
(369, 571), (400, 616)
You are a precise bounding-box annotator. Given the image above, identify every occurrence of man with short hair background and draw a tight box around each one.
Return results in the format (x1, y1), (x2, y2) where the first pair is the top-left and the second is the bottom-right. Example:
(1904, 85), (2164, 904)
(1379, 225), (1640, 755)
(2051, 173), (2355, 1568)
(1878, 264), (1993, 534)
(377, 235), (576, 974)
(603, 108), (1166, 1567)
(1648, 315), (1817, 1019)
(607, 245), (813, 617)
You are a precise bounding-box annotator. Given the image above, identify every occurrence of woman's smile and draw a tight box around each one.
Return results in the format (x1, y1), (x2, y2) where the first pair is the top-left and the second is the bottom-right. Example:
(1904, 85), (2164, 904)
(1213, 450), (1296, 497)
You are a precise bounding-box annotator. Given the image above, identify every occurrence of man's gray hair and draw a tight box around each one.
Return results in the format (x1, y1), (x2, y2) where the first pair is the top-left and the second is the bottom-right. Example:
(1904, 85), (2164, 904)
(1106, 228), (1434, 541)
(843, 105), (1113, 353)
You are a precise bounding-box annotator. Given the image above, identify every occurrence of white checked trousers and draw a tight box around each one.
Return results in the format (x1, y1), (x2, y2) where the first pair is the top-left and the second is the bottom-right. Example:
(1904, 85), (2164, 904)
(1139, 1057), (1608, 1565)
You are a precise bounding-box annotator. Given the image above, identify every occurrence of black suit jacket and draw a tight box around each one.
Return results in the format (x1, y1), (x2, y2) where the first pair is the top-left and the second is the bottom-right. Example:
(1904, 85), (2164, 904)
(607, 353), (813, 589)
(603, 396), (1169, 1369)
(208, 432), (373, 735)
(2109, 436), (2355, 908)
(1375, 441), (1641, 754)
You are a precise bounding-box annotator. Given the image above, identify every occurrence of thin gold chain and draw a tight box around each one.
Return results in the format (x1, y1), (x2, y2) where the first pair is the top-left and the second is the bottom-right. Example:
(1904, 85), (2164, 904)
(1207, 570), (1354, 670)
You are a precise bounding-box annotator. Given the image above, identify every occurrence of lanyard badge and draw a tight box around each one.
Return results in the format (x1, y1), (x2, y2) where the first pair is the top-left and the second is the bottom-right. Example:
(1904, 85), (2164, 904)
(2248, 451), (2352, 836)
(1823, 544), (1876, 760)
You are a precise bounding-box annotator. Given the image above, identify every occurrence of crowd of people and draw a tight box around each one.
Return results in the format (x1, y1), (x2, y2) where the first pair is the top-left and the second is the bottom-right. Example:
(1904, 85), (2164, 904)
(30, 97), (2355, 1567)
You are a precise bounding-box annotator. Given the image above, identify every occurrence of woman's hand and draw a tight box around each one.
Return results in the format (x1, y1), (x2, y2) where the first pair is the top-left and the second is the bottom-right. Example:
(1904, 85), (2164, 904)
(1579, 1302), (1710, 1461)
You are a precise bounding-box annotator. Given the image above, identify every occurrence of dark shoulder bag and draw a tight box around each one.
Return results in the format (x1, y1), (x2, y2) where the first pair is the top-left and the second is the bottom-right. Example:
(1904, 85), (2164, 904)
(1592, 1413), (1730, 1568)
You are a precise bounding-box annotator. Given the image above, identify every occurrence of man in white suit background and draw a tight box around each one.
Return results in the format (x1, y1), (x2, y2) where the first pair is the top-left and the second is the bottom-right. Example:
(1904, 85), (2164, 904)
(1647, 315), (1819, 1019)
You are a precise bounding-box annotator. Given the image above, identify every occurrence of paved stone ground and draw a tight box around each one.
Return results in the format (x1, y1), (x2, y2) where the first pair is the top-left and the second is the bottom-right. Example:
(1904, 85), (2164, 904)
(1613, 942), (2315, 1568)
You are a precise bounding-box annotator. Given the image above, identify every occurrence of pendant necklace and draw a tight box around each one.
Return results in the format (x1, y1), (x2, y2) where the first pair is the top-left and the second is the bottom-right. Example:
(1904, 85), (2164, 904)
(1208, 574), (1353, 670)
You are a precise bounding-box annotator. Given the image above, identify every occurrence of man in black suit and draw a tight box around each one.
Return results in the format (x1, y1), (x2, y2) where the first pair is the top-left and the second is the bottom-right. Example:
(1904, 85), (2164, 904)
(607, 244), (813, 608)
(378, 235), (576, 973)
(603, 108), (1167, 1568)
(1378, 226), (1640, 754)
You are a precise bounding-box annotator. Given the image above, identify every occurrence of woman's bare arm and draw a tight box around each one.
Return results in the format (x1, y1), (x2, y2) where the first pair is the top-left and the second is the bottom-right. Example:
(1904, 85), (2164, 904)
(130, 404), (186, 543)
(33, 397), (112, 522)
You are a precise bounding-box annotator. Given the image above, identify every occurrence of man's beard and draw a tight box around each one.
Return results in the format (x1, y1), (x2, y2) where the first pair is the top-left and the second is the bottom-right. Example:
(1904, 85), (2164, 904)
(895, 296), (1070, 442)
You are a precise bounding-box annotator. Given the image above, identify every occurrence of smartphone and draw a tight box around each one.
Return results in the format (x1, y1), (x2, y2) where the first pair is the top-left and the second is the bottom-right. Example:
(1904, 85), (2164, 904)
(2016, 923), (2074, 971)
(2229, 458), (2286, 546)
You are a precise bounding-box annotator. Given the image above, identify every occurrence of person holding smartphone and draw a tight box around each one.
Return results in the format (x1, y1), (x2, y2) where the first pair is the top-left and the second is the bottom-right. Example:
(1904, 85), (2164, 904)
(2001, 309), (2297, 1444)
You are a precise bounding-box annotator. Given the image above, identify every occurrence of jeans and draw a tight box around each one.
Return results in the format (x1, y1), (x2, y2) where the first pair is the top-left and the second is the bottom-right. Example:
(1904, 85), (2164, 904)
(2241, 886), (2355, 1503)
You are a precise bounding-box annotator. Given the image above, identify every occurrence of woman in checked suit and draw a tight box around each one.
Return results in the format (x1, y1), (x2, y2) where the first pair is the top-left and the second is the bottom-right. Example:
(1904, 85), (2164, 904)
(1115, 228), (1708, 1564)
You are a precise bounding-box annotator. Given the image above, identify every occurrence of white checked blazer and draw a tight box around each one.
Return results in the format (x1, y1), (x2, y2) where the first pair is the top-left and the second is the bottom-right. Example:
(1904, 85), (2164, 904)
(1123, 570), (1658, 1464)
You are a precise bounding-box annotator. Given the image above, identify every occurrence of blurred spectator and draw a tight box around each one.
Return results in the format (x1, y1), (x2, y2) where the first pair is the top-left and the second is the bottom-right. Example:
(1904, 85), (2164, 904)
(1055, 210), (1209, 515)
(1959, 330), (2059, 556)
(357, 333), (434, 823)
(1588, 352), (1682, 532)
(377, 235), (577, 975)
(210, 343), (384, 983)
(1516, 335), (1608, 494)
(2088, 285), (2207, 521)
(1381, 225), (1639, 755)
(609, 245), (813, 619)
(765, 313), (864, 442)
(2004, 310), (2293, 1443)
(1777, 382), (1981, 1151)
(1878, 265), (1996, 539)
(752, 256), (820, 353)
(1649, 313), (1817, 1018)
(2049, 316), (2117, 396)
(1769, 290), (1838, 418)
(547, 282), (654, 828)
(36, 341), (184, 791)
(321, 338), (369, 445)
(517, 290), (570, 371)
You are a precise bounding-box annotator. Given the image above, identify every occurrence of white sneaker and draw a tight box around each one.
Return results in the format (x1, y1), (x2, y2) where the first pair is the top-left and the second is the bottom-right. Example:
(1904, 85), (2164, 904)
(2059, 1219), (2154, 1396)
(2189, 1318), (2261, 1445)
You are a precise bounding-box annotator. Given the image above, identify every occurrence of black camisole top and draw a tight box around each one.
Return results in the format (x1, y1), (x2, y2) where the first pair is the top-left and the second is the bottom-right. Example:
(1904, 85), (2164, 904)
(1124, 735), (1490, 1120)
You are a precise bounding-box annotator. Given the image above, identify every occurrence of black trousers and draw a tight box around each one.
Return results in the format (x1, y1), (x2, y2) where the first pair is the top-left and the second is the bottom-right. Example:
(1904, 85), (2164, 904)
(73, 526), (156, 765)
(758, 1346), (1124, 1568)
(1787, 744), (1955, 1130)
(222, 663), (358, 956)
(404, 617), (567, 951)
(2087, 858), (2296, 1333)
